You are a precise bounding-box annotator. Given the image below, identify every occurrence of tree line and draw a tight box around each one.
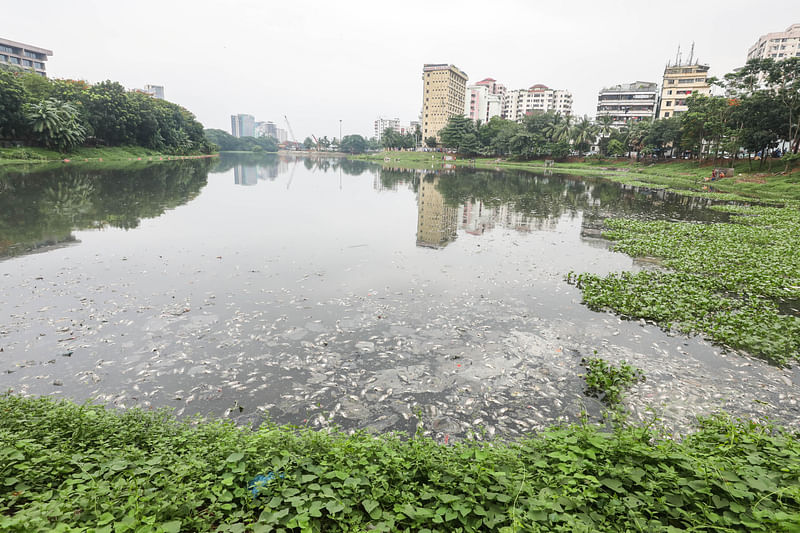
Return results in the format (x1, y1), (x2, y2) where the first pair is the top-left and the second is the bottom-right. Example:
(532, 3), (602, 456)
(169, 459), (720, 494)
(434, 57), (800, 168)
(204, 129), (279, 152)
(0, 65), (214, 155)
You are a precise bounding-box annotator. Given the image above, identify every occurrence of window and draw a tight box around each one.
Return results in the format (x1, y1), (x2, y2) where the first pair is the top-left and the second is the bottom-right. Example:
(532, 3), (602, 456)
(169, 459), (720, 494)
(667, 90), (673, 95)
(664, 112), (670, 117)
(9, 56), (19, 64)
(0, 45), (12, 53)
(22, 59), (31, 66)
(666, 100), (672, 106)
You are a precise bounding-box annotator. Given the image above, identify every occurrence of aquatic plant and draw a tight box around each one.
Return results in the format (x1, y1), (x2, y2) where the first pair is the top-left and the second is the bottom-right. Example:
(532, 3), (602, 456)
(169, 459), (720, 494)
(569, 204), (800, 365)
(1, 395), (799, 531)
(581, 357), (644, 405)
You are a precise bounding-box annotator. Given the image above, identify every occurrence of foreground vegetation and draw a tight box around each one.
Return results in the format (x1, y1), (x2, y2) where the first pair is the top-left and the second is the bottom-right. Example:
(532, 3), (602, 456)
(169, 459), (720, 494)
(1, 395), (799, 532)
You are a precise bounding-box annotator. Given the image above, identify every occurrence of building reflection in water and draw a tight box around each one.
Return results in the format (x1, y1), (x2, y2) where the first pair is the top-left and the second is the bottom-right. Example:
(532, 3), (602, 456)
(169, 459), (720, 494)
(416, 176), (458, 249)
(233, 164), (258, 186)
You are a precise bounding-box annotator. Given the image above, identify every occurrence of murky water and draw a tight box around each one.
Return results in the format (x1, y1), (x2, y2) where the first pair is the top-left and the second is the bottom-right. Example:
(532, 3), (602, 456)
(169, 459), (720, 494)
(1, 153), (797, 440)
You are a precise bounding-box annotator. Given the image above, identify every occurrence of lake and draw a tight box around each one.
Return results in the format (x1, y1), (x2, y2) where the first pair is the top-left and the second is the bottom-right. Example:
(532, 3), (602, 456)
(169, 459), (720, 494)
(1, 153), (797, 440)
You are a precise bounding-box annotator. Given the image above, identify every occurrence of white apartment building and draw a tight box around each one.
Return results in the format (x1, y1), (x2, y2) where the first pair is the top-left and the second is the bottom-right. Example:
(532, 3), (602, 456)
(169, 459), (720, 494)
(501, 85), (573, 122)
(465, 78), (506, 123)
(374, 117), (401, 141)
(596, 81), (659, 127)
(747, 24), (800, 61)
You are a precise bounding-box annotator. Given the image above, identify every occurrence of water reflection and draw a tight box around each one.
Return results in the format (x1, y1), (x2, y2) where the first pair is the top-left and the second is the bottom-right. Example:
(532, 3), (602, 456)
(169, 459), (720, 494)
(417, 176), (458, 249)
(0, 160), (212, 259)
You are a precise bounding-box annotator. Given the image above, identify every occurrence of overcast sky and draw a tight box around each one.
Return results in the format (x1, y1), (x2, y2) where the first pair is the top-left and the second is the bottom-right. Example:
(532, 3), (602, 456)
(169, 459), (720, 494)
(4, 1), (799, 141)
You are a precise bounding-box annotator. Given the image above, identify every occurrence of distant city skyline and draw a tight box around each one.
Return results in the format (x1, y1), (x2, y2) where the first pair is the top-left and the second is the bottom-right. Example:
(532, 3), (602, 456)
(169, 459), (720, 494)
(4, 1), (799, 140)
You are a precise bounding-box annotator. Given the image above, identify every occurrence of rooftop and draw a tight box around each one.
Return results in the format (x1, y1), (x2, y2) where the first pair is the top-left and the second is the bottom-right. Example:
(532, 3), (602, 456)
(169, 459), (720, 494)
(0, 37), (53, 56)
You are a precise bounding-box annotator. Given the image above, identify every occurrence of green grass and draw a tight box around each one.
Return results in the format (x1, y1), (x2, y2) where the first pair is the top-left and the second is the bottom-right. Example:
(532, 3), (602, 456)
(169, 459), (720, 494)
(1, 395), (799, 532)
(0, 146), (215, 165)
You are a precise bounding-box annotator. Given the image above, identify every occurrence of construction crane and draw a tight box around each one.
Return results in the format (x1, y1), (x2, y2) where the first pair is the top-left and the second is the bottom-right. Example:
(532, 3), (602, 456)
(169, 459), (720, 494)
(311, 134), (320, 152)
(284, 115), (298, 150)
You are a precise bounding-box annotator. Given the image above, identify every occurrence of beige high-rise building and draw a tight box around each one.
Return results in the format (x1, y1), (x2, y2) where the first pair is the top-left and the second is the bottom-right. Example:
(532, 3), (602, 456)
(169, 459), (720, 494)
(657, 62), (710, 119)
(421, 64), (468, 143)
(747, 24), (800, 61)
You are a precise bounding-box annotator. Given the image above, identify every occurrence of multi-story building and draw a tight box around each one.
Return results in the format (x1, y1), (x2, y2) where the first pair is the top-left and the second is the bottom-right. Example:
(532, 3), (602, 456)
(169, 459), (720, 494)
(144, 84), (165, 99)
(465, 78), (506, 123)
(421, 63), (468, 143)
(657, 62), (710, 119)
(276, 128), (288, 144)
(501, 85), (573, 122)
(596, 81), (659, 127)
(231, 114), (256, 138)
(747, 24), (800, 61)
(0, 37), (52, 76)
(255, 121), (279, 139)
(374, 117), (401, 141)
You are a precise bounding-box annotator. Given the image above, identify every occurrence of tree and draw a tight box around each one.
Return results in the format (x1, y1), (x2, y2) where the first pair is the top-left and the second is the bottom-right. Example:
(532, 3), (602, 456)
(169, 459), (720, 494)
(606, 139), (625, 156)
(596, 115), (614, 140)
(424, 136), (437, 148)
(303, 137), (314, 150)
(0, 69), (26, 139)
(24, 99), (86, 152)
(570, 116), (597, 155)
(439, 115), (476, 152)
(340, 134), (367, 154)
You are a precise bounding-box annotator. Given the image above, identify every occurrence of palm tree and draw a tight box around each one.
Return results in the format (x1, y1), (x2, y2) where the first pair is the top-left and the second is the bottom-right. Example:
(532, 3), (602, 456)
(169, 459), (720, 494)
(571, 116), (598, 155)
(554, 114), (574, 142)
(25, 99), (86, 152)
(596, 115), (614, 139)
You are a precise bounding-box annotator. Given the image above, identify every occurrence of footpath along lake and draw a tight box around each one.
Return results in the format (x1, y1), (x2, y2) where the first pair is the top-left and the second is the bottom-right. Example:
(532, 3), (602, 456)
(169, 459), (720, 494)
(1, 153), (797, 440)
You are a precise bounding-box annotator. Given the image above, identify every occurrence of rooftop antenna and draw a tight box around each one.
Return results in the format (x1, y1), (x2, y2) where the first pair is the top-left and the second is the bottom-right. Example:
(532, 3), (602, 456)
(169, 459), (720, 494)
(688, 42), (695, 64)
(675, 44), (681, 66)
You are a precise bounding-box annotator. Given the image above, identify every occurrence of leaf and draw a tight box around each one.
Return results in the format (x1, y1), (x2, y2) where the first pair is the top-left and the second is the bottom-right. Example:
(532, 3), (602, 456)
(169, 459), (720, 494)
(326, 501), (344, 514)
(159, 521), (182, 533)
(600, 477), (625, 492)
(226, 452), (244, 463)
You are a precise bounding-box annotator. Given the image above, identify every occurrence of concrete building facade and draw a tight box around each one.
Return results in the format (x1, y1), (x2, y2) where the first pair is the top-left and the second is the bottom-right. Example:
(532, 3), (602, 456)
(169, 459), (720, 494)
(421, 64), (468, 142)
(0, 37), (52, 76)
(657, 63), (710, 119)
(747, 24), (800, 61)
(465, 78), (506, 123)
(374, 117), (401, 141)
(231, 114), (256, 138)
(144, 84), (164, 99)
(501, 85), (573, 122)
(596, 81), (659, 127)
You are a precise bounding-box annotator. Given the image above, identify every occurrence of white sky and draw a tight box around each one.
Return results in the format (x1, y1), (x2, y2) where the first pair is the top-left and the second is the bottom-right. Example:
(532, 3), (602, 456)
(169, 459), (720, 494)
(4, 1), (799, 141)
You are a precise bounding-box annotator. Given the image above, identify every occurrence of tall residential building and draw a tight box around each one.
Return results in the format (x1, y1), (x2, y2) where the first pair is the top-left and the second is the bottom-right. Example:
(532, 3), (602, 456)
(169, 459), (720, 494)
(255, 121), (278, 139)
(502, 85), (573, 122)
(596, 81), (659, 127)
(374, 117), (401, 141)
(421, 63), (468, 142)
(0, 37), (52, 76)
(231, 114), (256, 138)
(657, 61), (710, 119)
(747, 24), (800, 61)
(465, 78), (506, 123)
(144, 84), (165, 99)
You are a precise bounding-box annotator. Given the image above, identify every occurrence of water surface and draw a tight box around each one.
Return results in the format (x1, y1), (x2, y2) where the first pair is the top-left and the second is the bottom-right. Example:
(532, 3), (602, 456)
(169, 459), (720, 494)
(1, 154), (796, 439)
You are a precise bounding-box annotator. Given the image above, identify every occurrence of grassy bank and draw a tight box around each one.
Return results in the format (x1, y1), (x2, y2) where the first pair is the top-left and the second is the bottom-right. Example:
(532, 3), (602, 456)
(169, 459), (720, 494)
(1, 395), (799, 532)
(0, 146), (216, 165)
(355, 151), (800, 204)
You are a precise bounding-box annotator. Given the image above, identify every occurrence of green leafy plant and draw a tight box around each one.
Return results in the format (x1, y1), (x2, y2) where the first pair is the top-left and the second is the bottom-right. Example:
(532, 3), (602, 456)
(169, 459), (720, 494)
(581, 357), (645, 405)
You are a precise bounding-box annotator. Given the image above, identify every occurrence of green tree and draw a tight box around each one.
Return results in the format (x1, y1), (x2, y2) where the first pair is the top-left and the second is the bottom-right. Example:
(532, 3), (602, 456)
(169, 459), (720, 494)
(439, 115), (476, 151)
(341, 134), (367, 154)
(424, 136), (437, 148)
(24, 99), (86, 152)
(570, 116), (597, 155)
(0, 69), (26, 139)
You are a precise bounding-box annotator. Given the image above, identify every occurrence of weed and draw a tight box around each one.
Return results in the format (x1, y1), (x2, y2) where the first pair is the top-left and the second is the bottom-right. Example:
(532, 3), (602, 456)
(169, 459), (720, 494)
(581, 357), (645, 405)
